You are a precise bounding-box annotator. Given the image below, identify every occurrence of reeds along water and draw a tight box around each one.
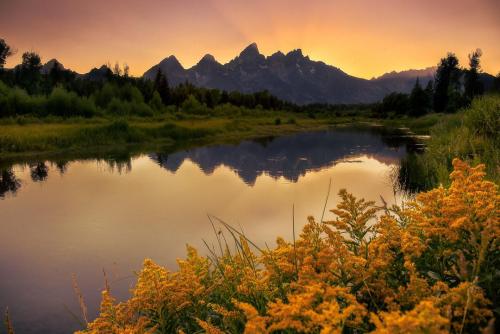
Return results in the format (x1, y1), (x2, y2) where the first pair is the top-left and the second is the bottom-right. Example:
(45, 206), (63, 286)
(397, 94), (500, 193)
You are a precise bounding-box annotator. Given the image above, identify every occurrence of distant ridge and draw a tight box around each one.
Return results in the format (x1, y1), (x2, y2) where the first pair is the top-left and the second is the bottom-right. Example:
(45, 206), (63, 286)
(373, 67), (437, 80)
(142, 43), (438, 104)
(32, 45), (497, 104)
(371, 67), (437, 95)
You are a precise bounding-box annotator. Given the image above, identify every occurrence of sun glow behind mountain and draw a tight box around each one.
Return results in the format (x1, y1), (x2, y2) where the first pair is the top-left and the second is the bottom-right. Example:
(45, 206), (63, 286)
(1, 0), (499, 78)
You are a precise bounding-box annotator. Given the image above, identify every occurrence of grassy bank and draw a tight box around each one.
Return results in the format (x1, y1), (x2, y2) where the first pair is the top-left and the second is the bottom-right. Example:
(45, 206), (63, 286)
(399, 94), (499, 191)
(0, 112), (342, 162)
(67, 159), (498, 334)
(0, 108), (445, 166)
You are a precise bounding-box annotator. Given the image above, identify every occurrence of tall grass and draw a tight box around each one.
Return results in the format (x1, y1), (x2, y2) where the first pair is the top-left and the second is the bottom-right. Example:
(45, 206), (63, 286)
(399, 94), (499, 191)
(0, 119), (222, 155)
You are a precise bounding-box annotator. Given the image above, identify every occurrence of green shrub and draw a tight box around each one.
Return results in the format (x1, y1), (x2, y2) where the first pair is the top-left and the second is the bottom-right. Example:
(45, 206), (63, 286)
(92, 83), (117, 109)
(120, 83), (144, 104)
(181, 95), (209, 115)
(0, 85), (47, 117)
(106, 97), (129, 116)
(149, 91), (164, 112)
(130, 102), (154, 117)
(464, 94), (500, 138)
(46, 87), (96, 118)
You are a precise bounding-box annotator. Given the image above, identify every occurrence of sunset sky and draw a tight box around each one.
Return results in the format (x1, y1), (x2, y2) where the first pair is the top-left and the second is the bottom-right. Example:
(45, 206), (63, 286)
(1, 0), (499, 79)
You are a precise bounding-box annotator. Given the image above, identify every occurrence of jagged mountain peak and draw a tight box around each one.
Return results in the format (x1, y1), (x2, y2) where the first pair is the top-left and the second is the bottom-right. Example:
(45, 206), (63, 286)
(239, 42), (262, 58)
(286, 49), (303, 57)
(269, 51), (285, 58)
(198, 54), (218, 64)
(192, 54), (223, 76)
(159, 55), (184, 68)
(242, 42), (259, 52)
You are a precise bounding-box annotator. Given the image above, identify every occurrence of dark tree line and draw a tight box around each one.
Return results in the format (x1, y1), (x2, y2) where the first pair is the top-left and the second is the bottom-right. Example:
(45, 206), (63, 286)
(1, 37), (499, 119)
(0, 38), (295, 118)
(374, 49), (497, 118)
(0, 38), (15, 69)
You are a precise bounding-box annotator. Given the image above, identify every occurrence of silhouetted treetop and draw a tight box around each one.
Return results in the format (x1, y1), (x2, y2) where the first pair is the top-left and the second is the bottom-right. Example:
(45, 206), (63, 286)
(433, 53), (462, 113)
(21, 51), (42, 72)
(464, 49), (484, 102)
(0, 38), (15, 69)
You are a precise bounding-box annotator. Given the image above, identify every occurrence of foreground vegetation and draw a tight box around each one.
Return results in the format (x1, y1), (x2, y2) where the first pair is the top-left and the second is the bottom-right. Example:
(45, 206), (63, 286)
(399, 94), (499, 191)
(65, 159), (498, 334)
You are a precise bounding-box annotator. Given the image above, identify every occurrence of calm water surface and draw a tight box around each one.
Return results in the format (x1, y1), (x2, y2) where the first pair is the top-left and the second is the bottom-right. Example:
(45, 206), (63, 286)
(0, 128), (416, 333)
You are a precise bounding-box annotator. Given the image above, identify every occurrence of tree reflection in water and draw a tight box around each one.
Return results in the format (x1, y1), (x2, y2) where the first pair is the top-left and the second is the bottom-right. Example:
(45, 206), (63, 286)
(0, 128), (423, 198)
(0, 168), (21, 198)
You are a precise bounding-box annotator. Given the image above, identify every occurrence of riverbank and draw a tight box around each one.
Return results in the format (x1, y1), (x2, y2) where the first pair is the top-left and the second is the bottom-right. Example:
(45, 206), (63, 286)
(0, 110), (442, 165)
(3, 92), (498, 193)
(398, 94), (499, 190)
(0, 114), (321, 161)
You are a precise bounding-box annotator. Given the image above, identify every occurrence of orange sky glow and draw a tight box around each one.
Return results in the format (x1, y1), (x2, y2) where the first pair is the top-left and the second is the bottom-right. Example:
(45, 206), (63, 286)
(1, 0), (499, 79)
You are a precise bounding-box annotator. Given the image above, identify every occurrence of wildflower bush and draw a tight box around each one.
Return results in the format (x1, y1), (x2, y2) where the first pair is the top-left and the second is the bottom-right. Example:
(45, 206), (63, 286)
(78, 159), (499, 334)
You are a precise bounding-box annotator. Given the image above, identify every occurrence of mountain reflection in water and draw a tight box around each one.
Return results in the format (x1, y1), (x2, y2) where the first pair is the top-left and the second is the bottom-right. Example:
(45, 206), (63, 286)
(1, 128), (414, 199)
(153, 129), (410, 185)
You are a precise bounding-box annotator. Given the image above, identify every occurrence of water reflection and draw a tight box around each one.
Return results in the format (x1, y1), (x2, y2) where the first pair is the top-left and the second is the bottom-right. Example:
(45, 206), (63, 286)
(0, 128), (420, 334)
(1, 128), (419, 199)
(0, 168), (21, 198)
(1, 128), (417, 198)
(30, 163), (49, 182)
(0, 158), (134, 199)
(150, 129), (411, 185)
(55, 161), (69, 175)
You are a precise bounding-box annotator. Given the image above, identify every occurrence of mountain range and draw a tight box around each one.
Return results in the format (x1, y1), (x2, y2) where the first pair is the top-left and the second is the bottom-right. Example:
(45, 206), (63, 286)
(142, 43), (439, 104)
(42, 43), (496, 105)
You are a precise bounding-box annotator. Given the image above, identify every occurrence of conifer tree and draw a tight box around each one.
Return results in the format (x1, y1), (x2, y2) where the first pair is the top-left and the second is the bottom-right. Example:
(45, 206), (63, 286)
(0, 38), (14, 69)
(153, 69), (171, 105)
(409, 78), (428, 117)
(433, 53), (462, 113)
(464, 49), (484, 102)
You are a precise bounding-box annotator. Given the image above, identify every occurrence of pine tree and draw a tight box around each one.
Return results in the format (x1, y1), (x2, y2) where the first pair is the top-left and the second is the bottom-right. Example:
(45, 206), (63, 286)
(19, 51), (42, 94)
(0, 38), (14, 69)
(153, 69), (171, 105)
(433, 53), (462, 113)
(464, 49), (484, 102)
(424, 80), (434, 111)
(409, 78), (429, 117)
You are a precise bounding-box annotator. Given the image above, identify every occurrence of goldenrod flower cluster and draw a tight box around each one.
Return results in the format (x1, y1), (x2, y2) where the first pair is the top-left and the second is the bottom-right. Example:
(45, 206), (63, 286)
(77, 159), (498, 334)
